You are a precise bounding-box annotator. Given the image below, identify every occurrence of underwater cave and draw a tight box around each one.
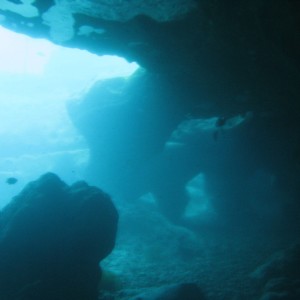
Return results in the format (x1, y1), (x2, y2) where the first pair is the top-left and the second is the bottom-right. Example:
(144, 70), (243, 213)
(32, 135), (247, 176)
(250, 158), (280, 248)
(0, 1), (300, 300)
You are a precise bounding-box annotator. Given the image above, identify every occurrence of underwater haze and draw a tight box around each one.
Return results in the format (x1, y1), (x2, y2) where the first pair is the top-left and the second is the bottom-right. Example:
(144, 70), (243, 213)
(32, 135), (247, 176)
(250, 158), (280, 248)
(0, 26), (138, 208)
(0, 7), (300, 300)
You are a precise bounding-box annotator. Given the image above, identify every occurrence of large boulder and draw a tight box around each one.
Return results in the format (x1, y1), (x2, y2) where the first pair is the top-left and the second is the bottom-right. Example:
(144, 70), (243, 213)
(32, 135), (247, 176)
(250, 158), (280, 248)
(68, 70), (192, 201)
(0, 172), (118, 300)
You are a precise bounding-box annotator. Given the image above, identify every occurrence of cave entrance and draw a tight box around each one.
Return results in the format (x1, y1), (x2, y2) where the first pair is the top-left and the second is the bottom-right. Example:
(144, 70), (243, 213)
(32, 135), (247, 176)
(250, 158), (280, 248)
(0, 26), (139, 207)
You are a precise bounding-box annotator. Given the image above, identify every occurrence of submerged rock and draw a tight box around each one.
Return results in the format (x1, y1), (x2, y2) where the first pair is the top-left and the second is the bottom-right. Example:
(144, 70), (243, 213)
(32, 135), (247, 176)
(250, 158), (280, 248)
(131, 283), (206, 300)
(0, 172), (118, 300)
(251, 243), (300, 300)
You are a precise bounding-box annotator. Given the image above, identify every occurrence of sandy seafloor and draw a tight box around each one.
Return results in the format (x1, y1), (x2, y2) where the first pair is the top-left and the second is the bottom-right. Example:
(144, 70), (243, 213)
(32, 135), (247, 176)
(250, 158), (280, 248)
(100, 201), (298, 300)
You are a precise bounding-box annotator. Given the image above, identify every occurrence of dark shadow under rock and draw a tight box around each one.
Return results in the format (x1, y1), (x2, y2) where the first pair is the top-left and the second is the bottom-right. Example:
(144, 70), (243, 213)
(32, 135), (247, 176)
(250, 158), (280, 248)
(130, 283), (206, 300)
(0, 173), (118, 300)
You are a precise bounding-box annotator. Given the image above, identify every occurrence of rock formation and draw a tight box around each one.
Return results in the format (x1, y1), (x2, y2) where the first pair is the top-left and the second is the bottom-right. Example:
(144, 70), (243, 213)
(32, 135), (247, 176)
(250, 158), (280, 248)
(0, 173), (118, 300)
(0, 1), (299, 116)
(251, 243), (300, 300)
(1, 1), (299, 221)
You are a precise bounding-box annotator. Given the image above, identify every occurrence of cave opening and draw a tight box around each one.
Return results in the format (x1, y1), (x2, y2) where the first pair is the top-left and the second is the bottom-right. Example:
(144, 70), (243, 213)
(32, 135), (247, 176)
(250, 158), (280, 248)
(0, 25), (139, 207)
(0, 2), (299, 299)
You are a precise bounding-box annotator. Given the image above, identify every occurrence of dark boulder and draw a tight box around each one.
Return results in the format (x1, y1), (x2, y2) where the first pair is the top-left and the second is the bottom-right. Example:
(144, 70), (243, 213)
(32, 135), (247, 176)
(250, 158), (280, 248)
(0, 172), (118, 300)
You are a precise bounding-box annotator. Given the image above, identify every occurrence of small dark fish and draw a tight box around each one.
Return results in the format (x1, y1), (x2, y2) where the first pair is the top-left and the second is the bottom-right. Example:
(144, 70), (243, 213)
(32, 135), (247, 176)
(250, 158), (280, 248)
(6, 177), (18, 185)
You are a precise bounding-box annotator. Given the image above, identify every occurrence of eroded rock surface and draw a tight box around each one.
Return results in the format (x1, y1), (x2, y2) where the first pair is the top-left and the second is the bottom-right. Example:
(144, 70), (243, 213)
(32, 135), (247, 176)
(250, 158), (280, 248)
(251, 243), (300, 300)
(0, 172), (118, 300)
(68, 71), (300, 224)
(0, 1), (299, 116)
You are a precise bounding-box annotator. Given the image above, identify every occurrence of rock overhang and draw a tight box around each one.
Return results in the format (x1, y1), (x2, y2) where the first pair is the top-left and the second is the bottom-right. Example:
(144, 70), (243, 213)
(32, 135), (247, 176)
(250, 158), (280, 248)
(0, 0), (198, 42)
(0, 0), (299, 117)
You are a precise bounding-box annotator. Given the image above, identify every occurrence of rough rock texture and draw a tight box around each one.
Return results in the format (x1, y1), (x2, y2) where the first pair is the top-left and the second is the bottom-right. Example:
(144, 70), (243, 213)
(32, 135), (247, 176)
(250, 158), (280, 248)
(251, 243), (300, 300)
(1, 2), (300, 299)
(0, 173), (118, 300)
(1, 1), (300, 222)
(68, 71), (191, 204)
(69, 72), (300, 224)
(0, 1), (299, 117)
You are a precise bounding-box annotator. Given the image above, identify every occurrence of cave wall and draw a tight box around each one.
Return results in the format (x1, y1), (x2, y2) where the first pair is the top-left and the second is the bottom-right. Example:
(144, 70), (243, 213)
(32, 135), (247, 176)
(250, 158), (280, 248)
(1, 1), (300, 223)
(68, 71), (300, 225)
(1, 0), (299, 116)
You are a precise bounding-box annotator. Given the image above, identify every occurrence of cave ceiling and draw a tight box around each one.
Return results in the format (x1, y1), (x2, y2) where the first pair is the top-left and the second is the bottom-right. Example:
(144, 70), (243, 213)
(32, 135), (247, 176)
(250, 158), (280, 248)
(0, 0), (299, 116)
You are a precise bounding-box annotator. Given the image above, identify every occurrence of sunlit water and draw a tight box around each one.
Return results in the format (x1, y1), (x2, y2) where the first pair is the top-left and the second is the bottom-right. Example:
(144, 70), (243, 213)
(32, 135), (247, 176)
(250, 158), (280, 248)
(0, 26), (138, 207)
